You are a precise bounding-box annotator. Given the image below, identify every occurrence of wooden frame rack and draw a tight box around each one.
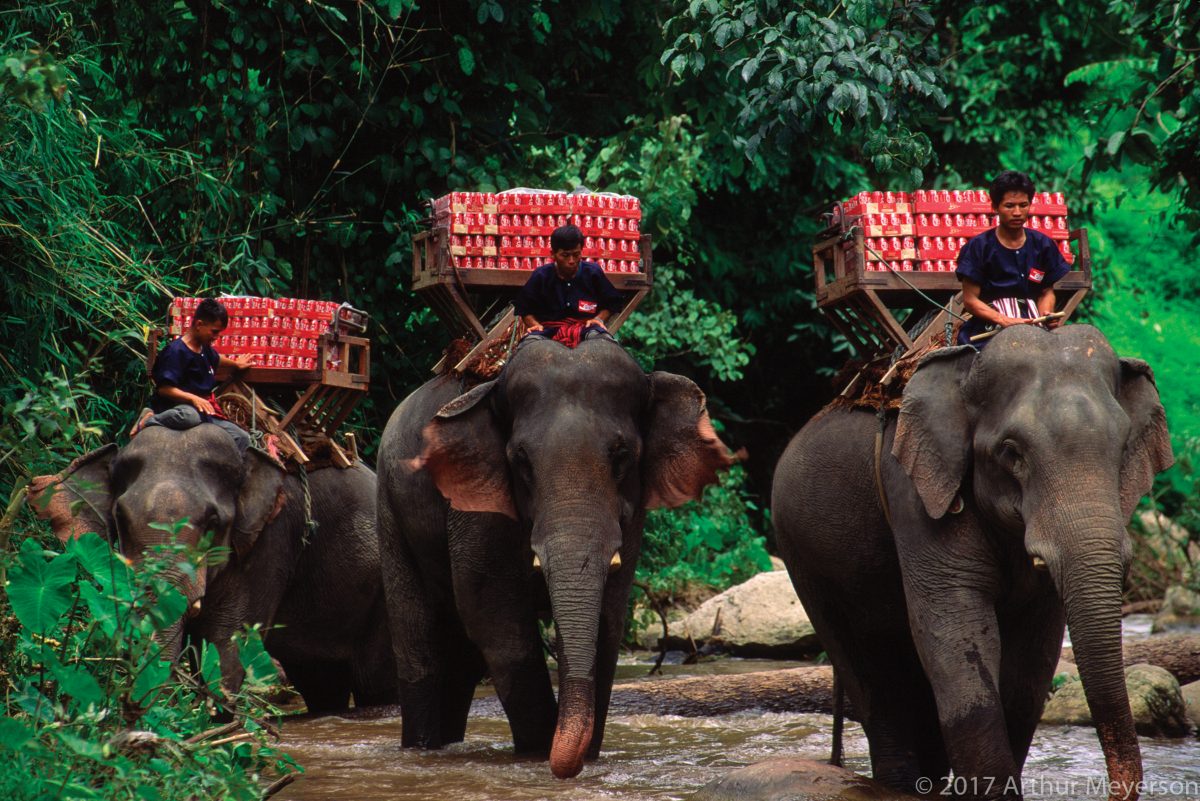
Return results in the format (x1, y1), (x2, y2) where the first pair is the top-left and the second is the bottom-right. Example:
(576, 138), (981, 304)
(813, 226), (1093, 360)
(412, 229), (654, 372)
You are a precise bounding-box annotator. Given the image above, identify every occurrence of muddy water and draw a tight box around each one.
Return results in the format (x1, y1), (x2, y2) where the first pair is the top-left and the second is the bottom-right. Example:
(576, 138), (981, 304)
(277, 618), (1200, 800)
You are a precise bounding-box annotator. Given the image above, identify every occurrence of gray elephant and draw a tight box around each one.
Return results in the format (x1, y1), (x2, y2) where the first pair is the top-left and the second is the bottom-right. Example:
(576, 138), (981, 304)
(377, 336), (731, 778)
(772, 325), (1173, 801)
(29, 424), (397, 714)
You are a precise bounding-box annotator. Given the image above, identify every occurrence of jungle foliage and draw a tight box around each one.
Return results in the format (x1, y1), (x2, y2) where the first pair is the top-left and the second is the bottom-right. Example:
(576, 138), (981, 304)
(4, 1), (1200, 790)
(0, 528), (298, 800)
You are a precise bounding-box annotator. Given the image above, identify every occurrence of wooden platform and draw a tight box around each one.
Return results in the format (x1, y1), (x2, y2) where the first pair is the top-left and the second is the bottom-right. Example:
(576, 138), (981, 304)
(813, 227), (1093, 359)
(411, 228), (654, 341)
(145, 327), (370, 466)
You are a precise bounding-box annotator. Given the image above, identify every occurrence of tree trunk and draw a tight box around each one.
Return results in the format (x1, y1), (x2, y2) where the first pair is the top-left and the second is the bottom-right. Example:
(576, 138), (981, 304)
(604, 666), (855, 719)
(1061, 633), (1200, 685)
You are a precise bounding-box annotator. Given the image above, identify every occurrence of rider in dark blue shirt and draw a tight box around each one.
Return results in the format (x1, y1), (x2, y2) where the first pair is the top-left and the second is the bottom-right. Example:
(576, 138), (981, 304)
(132, 298), (253, 450)
(514, 224), (624, 337)
(956, 171), (1070, 346)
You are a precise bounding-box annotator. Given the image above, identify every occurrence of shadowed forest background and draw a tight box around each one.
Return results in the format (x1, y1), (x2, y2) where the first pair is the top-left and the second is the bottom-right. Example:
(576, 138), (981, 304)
(5, 0), (1200, 595)
(4, 1), (1200, 796)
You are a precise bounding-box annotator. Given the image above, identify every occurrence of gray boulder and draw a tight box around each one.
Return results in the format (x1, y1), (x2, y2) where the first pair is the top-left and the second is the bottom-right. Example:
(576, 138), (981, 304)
(661, 571), (821, 658)
(1152, 585), (1200, 634)
(1041, 663), (1190, 737)
(1181, 679), (1200, 728)
(693, 758), (916, 801)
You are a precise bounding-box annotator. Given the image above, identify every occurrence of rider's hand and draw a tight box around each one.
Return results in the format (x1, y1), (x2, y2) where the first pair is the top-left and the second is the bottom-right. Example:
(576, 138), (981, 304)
(586, 319), (607, 330)
(526, 323), (544, 333)
(191, 395), (216, 415)
(996, 315), (1032, 329)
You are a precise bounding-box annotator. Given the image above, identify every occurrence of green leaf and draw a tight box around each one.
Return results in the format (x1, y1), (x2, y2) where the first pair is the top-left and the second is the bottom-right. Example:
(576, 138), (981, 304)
(458, 47), (475, 76)
(741, 54), (760, 83)
(49, 661), (105, 713)
(132, 653), (173, 707)
(8, 538), (77, 635)
(1106, 129), (1127, 156)
(0, 717), (35, 751)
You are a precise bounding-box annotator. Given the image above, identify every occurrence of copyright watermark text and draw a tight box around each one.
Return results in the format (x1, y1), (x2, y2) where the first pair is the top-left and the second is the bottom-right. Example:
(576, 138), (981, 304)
(914, 775), (1200, 797)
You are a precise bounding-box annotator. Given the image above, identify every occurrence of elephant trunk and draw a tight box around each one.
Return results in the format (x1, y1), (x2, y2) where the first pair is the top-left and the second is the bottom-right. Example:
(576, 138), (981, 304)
(541, 533), (610, 780)
(1041, 509), (1141, 801)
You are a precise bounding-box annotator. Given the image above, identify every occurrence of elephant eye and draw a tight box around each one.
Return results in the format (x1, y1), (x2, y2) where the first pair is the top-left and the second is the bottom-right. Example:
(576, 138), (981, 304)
(609, 441), (632, 482)
(998, 439), (1025, 474)
(509, 445), (534, 484)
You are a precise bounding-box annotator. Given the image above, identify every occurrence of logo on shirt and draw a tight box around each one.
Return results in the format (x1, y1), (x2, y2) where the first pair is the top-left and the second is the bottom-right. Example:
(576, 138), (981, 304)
(1028, 268), (1045, 283)
(578, 299), (598, 313)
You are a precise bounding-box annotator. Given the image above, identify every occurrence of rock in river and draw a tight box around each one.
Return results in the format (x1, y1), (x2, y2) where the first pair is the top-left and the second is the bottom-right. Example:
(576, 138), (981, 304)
(693, 758), (917, 801)
(1041, 663), (1190, 737)
(648, 571), (822, 658)
(1152, 585), (1200, 634)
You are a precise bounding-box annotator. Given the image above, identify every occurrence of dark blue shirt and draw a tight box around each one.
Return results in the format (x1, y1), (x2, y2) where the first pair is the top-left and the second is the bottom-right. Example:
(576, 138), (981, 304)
(513, 261), (624, 324)
(151, 337), (220, 413)
(956, 228), (1070, 344)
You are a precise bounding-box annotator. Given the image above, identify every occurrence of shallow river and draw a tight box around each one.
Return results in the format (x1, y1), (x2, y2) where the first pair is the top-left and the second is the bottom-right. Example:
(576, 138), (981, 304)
(277, 616), (1200, 800)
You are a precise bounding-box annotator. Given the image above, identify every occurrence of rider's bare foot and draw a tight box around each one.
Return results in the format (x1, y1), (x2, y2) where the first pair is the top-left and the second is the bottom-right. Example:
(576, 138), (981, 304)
(129, 408), (154, 438)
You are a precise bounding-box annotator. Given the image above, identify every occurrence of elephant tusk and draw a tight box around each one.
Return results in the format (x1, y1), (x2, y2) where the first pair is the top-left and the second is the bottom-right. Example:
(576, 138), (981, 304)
(610, 552), (622, 572)
(1031, 555), (1048, 570)
(532, 554), (542, 571)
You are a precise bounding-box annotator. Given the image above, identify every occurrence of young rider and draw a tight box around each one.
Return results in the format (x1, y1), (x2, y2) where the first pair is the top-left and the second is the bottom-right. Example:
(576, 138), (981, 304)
(955, 170), (1071, 345)
(131, 297), (252, 450)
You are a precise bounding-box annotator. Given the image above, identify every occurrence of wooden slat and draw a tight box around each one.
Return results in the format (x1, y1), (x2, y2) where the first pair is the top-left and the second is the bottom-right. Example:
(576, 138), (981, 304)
(278, 383), (323, 431)
(454, 307), (516, 373)
(326, 390), (363, 435)
(608, 288), (649, 334)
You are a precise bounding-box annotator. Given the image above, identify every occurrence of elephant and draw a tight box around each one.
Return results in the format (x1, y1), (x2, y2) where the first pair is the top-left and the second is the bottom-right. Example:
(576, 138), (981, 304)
(28, 423), (397, 714)
(376, 335), (732, 778)
(771, 325), (1173, 801)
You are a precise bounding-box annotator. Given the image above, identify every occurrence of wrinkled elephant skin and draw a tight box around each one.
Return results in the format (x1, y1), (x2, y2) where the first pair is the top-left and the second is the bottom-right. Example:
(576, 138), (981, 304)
(773, 325), (1173, 801)
(28, 424), (397, 714)
(376, 337), (731, 777)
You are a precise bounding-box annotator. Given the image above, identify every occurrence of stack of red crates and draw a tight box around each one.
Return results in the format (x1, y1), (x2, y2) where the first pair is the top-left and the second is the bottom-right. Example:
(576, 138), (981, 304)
(169, 296), (343, 370)
(431, 190), (643, 273)
(834, 190), (1076, 273)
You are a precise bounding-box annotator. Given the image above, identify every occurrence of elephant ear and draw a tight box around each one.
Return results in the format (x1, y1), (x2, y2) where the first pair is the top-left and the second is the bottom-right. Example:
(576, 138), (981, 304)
(1116, 358), (1174, 519)
(892, 347), (977, 520)
(27, 444), (117, 543)
(232, 448), (287, 559)
(643, 372), (733, 509)
(413, 380), (516, 520)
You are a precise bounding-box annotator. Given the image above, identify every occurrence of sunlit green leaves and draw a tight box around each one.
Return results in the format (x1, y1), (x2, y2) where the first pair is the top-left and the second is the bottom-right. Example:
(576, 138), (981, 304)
(7, 538), (76, 635)
(0, 529), (295, 799)
(662, 0), (946, 175)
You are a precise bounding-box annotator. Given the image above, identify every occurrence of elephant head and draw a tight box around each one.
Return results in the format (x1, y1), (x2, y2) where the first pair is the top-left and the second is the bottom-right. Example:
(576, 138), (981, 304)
(412, 337), (731, 778)
(28, 425), (286, 655)
(892, 324), (1173, 796)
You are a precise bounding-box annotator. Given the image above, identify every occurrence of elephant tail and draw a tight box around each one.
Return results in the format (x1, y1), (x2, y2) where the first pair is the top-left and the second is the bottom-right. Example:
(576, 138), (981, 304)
(829, 668), (844, 768)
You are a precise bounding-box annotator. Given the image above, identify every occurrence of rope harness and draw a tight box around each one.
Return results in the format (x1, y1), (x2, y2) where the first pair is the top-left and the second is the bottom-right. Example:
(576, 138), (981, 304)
(287, 423), (319, 546)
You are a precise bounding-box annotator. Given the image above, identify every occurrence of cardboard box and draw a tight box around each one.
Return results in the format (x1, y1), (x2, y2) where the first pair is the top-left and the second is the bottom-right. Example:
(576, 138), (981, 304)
(432, 191), (499, 215)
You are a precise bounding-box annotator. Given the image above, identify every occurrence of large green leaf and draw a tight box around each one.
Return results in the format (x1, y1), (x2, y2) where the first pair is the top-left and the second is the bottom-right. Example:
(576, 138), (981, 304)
(0, 717), (35, 751)
(67, 532), (132, 600)
(7, 538), (77, 635)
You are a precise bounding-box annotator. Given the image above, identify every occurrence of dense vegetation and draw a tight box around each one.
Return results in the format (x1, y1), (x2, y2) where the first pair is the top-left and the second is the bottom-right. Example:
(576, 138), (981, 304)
(3, 0), (1200, 794)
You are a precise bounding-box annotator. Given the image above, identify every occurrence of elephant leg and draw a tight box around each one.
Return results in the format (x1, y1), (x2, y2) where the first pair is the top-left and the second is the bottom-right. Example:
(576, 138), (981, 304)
(378, 500), (454, 748)
(449, 514), (556, 754)
(998, 588), (1066, 767)
(790, 569), (940, 790)
(350, 598), (400, 709)
(285, 660), (353, 715)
